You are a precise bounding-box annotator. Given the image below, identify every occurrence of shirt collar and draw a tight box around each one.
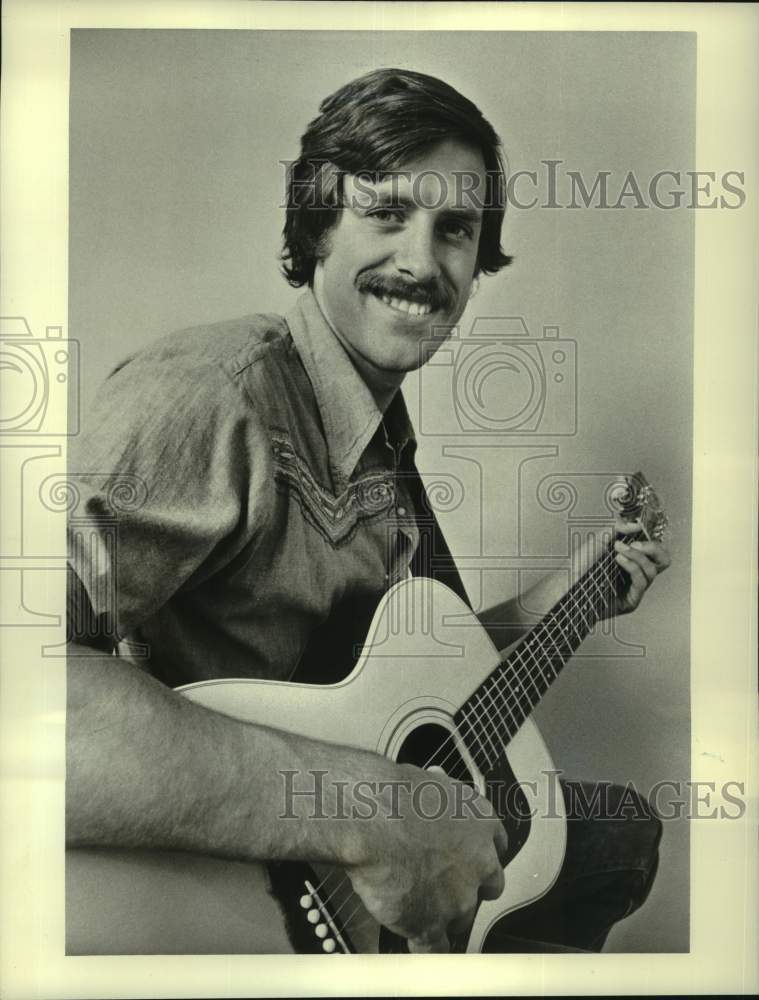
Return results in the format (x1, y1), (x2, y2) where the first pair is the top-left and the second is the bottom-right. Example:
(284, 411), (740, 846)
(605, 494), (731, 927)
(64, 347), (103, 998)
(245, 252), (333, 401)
(286, 290), (416, 483)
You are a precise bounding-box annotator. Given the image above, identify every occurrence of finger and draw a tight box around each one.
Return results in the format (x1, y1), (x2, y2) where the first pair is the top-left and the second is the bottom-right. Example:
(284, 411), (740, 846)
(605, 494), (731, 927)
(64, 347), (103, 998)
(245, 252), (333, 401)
(493, 821), (509, 868)
(615, 541), (657, 584)
(426, 764), (448, 777)
(408, 928), (450, 954)
(628, 540), (672, 570)
(479, 862), (505, 901)
(448, 900), (479, 935)
(615, 517), (643, 538)
(615, 553), (648, 607)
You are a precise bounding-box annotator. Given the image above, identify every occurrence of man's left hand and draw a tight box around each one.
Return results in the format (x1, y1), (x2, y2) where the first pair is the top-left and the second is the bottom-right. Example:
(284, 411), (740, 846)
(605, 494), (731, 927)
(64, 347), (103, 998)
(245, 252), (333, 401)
(611, 518), (671, 616)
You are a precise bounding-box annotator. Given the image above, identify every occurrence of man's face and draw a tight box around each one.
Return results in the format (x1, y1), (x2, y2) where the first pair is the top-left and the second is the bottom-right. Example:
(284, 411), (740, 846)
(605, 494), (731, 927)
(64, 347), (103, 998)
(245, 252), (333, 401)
(312, 139), (486, 375)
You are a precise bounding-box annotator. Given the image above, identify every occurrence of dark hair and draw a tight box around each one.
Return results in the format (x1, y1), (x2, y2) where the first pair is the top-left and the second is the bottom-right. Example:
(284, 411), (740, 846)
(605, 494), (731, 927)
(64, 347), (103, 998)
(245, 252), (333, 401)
(281, 68), (512, 287)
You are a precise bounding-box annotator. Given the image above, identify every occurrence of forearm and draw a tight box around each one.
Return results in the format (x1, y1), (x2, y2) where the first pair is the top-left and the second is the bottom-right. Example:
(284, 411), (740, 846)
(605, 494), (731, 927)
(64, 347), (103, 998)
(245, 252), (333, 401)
(66, 644), (387, 866)
(478, 515), (667, 651)
(478, 567), (588, 654)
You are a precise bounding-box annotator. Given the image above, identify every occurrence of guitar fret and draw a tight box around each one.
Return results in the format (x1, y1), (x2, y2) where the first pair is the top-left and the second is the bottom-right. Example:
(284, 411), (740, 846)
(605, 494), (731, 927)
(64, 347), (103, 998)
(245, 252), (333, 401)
(515, 641), (548, 700)
(472, 692), (500, 765)
(505, 663), (538, 721)
(498, 666), (532, 726)
(588, 567), (610, 615)
(541, 618), (564, 673)
(486, 671), (521, 738)
(455, 543), (621, 755)
(480, 678), (511, 746)
(459, 700), (496, 771)
(457, 703), (481, 755)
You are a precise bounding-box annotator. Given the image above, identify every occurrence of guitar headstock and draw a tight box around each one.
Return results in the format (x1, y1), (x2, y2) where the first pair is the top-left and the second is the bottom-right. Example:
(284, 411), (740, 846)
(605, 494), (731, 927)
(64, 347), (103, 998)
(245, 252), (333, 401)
(610, 472), (668, 542)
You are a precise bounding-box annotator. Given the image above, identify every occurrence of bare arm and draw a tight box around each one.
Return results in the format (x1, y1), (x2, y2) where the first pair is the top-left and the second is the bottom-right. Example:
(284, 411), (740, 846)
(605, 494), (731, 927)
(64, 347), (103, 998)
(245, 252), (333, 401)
(477, 518), (671, 654)
(67, 644), (507, 951)
(67, 643), (373, 865)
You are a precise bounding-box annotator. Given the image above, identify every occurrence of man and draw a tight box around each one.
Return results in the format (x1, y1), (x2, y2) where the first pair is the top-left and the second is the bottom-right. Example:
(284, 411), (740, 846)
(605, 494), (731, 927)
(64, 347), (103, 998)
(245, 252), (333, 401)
(66, 68), (670, 954)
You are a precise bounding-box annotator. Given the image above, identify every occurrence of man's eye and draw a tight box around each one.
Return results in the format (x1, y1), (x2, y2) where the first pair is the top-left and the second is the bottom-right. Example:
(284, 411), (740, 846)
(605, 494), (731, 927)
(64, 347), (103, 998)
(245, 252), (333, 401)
(441, 221), (473, 241)
(368, 208), (404, 223)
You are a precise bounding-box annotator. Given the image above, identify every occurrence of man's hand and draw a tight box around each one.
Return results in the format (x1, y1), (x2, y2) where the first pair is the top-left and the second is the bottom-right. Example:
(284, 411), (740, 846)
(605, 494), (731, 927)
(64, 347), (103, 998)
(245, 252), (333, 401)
(611, 517), (672, 616)
(479, 515), (672, 652)
(345, 764), (507, 953)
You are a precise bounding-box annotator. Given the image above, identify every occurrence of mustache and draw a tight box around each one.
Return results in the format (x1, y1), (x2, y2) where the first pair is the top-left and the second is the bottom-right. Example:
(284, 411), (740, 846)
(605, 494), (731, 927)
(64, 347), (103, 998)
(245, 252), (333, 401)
(355, 272), (455, 313)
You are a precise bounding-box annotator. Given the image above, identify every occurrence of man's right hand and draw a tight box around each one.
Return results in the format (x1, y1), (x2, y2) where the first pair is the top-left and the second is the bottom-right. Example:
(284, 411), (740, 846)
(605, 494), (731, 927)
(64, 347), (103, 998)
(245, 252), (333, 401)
(344, 762), (508, 953)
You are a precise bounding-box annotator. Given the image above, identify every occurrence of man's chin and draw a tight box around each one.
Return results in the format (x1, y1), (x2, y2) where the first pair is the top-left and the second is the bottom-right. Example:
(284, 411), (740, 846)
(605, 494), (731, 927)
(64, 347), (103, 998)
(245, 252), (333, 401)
(372, 336), (451, 374)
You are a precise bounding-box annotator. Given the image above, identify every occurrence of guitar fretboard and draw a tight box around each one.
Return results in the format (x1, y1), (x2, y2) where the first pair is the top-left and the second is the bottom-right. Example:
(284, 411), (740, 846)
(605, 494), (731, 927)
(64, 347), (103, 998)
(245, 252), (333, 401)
(453, 542), (626, 773)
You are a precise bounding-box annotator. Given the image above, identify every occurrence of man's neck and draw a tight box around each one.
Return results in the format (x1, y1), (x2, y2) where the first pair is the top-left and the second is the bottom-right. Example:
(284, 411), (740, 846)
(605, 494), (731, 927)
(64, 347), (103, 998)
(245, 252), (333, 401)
(311, 284), (404, 414)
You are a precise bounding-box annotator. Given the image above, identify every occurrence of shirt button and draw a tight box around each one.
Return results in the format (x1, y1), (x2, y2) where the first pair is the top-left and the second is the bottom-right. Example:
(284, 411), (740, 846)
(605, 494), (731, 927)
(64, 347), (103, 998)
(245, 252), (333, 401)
(396, 506), (407, 517)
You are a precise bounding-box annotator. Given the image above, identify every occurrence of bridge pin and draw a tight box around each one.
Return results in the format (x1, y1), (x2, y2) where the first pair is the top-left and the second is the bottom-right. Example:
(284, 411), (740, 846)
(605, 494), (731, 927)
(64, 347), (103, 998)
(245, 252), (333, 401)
(299, 894), (313, 909)
(315, 923), (328, 939)
(322, 938), (337, 953)
(307, 909), (320, 924)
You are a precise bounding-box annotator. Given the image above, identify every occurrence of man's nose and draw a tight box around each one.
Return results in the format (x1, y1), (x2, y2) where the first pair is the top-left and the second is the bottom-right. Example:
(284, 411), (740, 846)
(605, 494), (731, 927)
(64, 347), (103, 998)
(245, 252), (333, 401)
(393, 219), (441, 283)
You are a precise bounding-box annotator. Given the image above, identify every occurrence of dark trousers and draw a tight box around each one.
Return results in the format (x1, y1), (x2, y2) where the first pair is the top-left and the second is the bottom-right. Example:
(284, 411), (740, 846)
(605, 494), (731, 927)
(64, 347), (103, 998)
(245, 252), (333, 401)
(484, 780), (663, 953)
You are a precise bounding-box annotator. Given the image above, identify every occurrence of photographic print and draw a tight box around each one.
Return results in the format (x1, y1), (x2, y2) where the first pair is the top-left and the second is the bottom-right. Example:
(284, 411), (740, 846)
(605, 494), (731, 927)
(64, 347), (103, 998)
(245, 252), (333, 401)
(1, 3), (756, 997)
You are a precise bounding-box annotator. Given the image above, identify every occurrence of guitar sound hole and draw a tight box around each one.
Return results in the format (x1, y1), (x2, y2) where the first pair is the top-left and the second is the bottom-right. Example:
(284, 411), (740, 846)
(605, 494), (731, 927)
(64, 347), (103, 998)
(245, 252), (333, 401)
(395, 722), (473, 780)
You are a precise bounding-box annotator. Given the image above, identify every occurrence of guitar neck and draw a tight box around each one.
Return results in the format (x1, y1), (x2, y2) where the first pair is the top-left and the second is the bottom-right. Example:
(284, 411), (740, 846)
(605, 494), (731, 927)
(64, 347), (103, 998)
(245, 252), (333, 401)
(454, 541), (626, 772)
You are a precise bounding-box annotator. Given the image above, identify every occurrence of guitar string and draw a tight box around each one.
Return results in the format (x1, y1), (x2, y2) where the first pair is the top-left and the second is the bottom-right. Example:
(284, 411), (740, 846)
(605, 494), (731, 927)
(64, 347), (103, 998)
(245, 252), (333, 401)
(432, 548), (622, 777)
(331, 526), (654, 942)
(455, 560), (620, 775)
(310, 548), (623, 919)
(311, 547), (624, 924)
(440, 544), (619, 777)
(314, 576), (624, 941)
(431, 516), (646, 779)
(462, 553), (620, 767)
(340, 897), (372, 935)
(326, 526), (653, 943)
(309, 556), (625, 937)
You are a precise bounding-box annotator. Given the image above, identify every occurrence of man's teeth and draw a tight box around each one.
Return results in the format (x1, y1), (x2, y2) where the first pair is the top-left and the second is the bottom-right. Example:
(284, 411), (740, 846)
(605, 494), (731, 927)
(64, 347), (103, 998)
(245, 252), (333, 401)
(379, 294), (432, 317)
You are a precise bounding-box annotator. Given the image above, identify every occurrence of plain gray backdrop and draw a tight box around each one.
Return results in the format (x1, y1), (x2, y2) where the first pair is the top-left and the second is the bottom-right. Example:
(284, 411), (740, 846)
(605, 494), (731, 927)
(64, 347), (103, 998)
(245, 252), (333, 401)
(69, 29), (694, 952)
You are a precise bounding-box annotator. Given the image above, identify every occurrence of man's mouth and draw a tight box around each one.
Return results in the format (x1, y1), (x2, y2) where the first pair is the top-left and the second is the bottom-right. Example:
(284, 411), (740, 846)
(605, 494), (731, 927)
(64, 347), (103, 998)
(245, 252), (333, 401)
(357, 272), (450, 318)
(376, 293), (433, 317)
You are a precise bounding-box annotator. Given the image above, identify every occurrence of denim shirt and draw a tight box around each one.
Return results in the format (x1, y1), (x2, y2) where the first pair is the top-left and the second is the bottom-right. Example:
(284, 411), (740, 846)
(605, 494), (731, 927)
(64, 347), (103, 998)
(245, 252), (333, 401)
(68, 291), (421, 687)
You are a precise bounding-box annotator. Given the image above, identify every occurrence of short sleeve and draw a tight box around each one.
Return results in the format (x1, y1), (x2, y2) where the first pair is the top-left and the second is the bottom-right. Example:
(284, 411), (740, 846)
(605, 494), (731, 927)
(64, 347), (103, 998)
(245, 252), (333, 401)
(67, 351), (273, 639)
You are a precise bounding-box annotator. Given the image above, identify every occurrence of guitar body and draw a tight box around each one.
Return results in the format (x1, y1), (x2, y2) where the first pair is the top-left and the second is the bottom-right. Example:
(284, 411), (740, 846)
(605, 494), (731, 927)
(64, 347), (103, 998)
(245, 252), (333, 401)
(66, 577), (567, 954)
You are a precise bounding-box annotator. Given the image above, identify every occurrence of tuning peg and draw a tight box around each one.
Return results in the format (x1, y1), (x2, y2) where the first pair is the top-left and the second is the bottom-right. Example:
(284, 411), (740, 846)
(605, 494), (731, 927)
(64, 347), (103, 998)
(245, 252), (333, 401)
(652, 513), (669, 541)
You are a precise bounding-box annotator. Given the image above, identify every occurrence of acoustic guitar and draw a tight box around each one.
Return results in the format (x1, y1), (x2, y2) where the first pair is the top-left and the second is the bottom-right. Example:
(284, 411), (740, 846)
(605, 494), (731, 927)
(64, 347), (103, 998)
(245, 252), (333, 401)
(66, 473), (666, 954)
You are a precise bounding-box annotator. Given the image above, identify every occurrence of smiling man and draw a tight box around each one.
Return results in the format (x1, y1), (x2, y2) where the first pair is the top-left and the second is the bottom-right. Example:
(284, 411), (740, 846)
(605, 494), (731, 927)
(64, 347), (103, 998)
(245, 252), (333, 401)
(66, 68), (669, 955)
